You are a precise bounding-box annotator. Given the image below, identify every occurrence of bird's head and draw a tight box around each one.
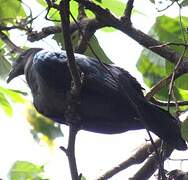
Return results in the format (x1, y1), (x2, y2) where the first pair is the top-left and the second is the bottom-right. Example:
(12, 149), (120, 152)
(7, 48), (42, 83)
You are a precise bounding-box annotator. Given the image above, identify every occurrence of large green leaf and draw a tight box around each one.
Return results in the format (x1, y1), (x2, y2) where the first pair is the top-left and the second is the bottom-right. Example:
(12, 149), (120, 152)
(0, 0), (25, 24)
(8, 161), (45, 180)
(94, 0), (126, 17)
(137, 15), (188, 100)
(53, 32), (113, 64)
(27, 106), (63, 146)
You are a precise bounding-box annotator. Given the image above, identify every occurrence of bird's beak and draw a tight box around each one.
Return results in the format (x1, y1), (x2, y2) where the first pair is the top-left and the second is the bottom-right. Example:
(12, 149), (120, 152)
(7, 68), (17, 83)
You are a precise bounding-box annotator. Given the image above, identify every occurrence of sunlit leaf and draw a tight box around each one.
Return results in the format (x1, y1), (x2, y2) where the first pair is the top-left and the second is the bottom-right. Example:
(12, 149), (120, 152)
(0, 86), (25, 103)
(37, 0), (80, 21)
(0, 91), (12, 116)
(26, 106), (63, 146)
(36, 0), (46, 7)
(8, 161), (45, 180)
(0, 0), (26, 24)
(94, 0), (126, 17)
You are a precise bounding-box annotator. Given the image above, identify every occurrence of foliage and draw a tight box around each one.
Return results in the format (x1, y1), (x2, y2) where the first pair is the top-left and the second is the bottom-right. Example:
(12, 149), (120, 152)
(8, 161), (46, 180)
(182, 118), (188, 142)
(0, 0), (188, 179)
(26, 106), (63, 146)
(137, 15), (188, 101)
(0, 0), (25, 24)
(37, 0), (126, 21)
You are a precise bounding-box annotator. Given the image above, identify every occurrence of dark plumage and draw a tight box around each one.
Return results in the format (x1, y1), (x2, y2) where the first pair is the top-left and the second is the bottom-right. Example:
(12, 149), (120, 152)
(7, 48), (187, 150)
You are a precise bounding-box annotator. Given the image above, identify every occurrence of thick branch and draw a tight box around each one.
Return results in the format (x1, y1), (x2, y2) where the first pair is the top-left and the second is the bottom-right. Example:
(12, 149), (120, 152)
(130, 145), (174, 180)
(27, 19), (104, 42)
(75, 0), (188, 65)
(97, 139), (161, 180)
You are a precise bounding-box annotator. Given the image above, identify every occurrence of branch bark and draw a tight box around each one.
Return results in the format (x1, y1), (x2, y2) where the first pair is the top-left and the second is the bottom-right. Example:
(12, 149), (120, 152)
(59, 1), (83, 179)
(130, 145), (174, 180)
(97, 139), (161, 180)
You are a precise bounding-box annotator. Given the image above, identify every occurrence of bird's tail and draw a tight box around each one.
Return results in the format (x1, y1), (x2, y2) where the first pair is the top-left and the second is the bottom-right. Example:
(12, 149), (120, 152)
(140, 101), (187, 150)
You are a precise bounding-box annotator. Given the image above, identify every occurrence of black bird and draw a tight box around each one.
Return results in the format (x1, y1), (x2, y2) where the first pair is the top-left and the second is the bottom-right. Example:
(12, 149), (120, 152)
(7, 48), (187, 150)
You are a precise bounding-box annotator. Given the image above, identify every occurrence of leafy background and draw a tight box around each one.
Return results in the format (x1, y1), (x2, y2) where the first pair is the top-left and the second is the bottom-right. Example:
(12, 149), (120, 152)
(0, 0), (188, 179)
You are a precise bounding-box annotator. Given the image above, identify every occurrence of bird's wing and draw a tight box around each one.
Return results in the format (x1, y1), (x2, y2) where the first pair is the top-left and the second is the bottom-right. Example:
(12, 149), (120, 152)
(33, 50), (144, 97)
(33, 50), (72, 91)
(76, 54), (144, 97)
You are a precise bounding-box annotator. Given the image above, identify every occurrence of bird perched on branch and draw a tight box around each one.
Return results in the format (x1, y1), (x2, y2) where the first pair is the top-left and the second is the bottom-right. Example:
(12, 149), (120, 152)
(7, 48), (187, 150)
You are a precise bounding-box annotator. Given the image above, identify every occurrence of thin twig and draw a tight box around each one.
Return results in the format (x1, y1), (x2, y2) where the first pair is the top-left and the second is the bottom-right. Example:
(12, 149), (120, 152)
(121, 0), (134, 24)
(150, 97), (188, 107)
(59, 0), (82, 95)
(167, 47), (187, 111)
(149, 42), (188, 49)
(60, 124), (80, 180)
(78, 1), (87, 21)
(145, 75), (172, 101)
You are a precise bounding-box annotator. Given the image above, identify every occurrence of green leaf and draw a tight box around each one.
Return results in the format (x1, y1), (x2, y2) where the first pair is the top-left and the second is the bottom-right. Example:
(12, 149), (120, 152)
(81, 176), (87, 180)
(37, 0), (80, 22)
(36, 0), (46, 7)
(0, 91), (12, 116)
(0, 0), (26, 24)
(27, 106), (63, 146)
(0, 86), (25, 103)
(37, 0), (126, 21)
(180, 0), (188, 7)
(8, 161), (45, 180)
(181, 119), (188, 142)
(137, 15), (188, 100)
(0, 54), (11, 80)
(94, 0), (126, 17)
(53, 32), (113, 64)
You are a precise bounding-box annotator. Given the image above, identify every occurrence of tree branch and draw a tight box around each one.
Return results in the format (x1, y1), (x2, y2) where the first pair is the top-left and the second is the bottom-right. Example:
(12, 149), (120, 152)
(130, 145), (174, 180)
(59, 0), (81, 95)
(0, 31), (23, 53)
(60, 124), (79, 180)
(121, 0), (134, 24)
(75, 0), (188, 66)
(59, 1), (83, 179)
(97, 139), (161, 180)
(150, 97), (188, 107)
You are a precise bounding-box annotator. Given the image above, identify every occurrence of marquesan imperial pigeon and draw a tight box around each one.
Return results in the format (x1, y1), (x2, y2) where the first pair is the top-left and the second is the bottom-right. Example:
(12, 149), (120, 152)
(7, 48), (187, 150)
